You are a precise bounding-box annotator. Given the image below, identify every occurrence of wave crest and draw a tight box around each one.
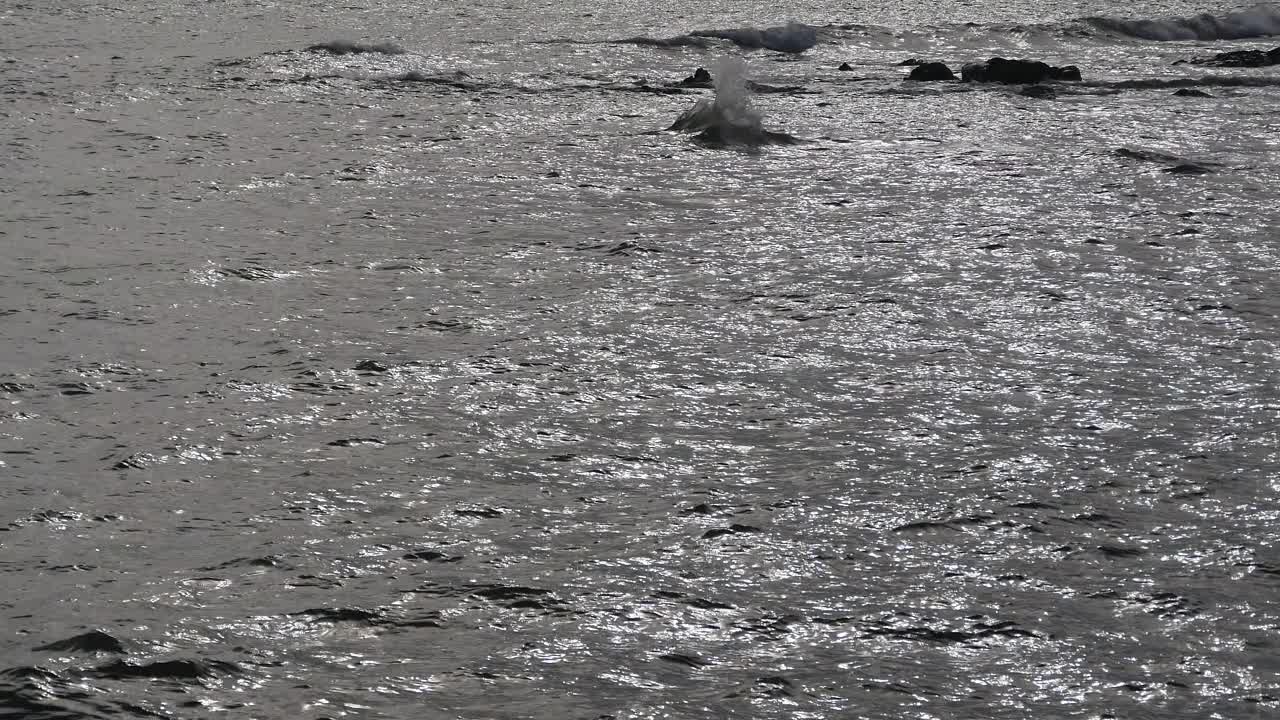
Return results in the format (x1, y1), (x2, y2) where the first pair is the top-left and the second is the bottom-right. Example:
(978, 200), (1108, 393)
(1086, 4), (1280, 40)
(689, 22), (820, 53)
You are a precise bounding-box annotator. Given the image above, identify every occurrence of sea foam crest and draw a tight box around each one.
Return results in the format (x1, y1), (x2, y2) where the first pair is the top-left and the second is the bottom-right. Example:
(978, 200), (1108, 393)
(690, 22), (820, 53)
(1087, 3), (1280, 40)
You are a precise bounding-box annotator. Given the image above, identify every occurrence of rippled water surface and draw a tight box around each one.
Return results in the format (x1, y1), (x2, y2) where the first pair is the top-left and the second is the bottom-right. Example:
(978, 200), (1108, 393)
(3, 0), (1280, 718)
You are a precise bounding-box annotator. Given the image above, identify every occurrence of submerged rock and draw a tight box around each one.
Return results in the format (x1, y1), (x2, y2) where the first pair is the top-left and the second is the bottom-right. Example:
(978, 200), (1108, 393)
(906, 62), (956, 81)
(961, 57), (1082, 84)
(1192, 47), (1280, 67)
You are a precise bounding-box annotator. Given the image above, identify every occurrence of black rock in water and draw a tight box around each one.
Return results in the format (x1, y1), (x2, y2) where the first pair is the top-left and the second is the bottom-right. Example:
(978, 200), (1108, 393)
(838, 62), (854, 71)
(1173, 88), (1213, 97)
(677, 68), (714, 88)
(1192, 47), (1280, 67)
(34, 631), (127, 654)
(961, 57), (1082, 84)
(906, 62), (956, 81)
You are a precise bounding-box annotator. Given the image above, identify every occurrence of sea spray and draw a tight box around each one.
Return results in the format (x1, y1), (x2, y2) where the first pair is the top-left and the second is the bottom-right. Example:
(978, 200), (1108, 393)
(667, 57), (801, 148)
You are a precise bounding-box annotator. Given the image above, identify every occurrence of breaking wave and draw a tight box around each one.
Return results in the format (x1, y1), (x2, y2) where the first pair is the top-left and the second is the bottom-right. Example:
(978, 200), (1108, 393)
(1085, 4), (1280, 41)
(614, 22), (820, 53)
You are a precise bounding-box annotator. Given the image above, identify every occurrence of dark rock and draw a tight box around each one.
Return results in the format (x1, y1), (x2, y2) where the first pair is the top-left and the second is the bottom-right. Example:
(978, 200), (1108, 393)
(1192, 47), (1280, 68)
(353, 359), (390, 373)
(1173, 88), (1213, 97)
(838, 62), (854, 71)
(677, 68), (713, 88)
(898, 58), (925, 66)
(906, 62), (956, 81)
(34, 631), (126, 654)
(961, 57), (1082, 84)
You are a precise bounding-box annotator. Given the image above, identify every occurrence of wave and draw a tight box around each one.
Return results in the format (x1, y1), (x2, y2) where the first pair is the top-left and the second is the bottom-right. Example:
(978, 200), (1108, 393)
(305, 40), (406, 55)
(1085, 4), (1280, 40)
(690, 22), (820, 53)
(614, 22), (820, 53)
(666, 58), (802, 148)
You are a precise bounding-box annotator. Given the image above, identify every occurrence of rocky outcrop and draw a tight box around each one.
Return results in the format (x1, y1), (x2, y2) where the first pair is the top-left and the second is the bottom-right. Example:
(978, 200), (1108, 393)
(1191, 47), (1280, 67)
(906, 62), (956, 81)
(961, 58), (1082, 84)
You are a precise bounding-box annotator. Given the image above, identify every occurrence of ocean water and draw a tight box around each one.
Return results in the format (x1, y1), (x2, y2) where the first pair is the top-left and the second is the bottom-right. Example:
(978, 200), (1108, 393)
(3, 0), (1280, 718)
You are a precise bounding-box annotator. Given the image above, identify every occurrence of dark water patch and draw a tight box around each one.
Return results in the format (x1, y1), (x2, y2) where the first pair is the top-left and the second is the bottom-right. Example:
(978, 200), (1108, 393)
(651, 590), (736, 611)
(288, 381), (354, 395)
(402, 550), (463, 562)
(197, 556), (283, 571)
(305, 40), (406, 55)
(892, 514), (994, 533)
(701, 523), (764, 539)
(0, 665), (170, 720)
(215, 266), (285, 281)
(57, 383), (94, 396)
(327, 437), (386, 447)
(1115, 147), (1219, 174)
(34, 632), (126, 655)
(657, 653), (712, 669)
(609, 35), (714, 49)
(288, 607), (384, 624)
(861, 614), (1043, 644)
(89, 658), (240, 682)
(1089, 591), (1201, 618)
(724, 675), (797, 700)
(385, 71), (483, 91)
(1091, 74), (1280, 90)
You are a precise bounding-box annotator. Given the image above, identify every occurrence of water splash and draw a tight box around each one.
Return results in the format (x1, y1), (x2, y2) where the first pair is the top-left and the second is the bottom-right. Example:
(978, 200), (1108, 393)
(667, 57), (801, 148)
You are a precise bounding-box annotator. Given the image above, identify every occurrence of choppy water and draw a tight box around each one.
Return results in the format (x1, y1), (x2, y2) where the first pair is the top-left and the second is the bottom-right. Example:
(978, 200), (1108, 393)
(3, 1), (1280, 718)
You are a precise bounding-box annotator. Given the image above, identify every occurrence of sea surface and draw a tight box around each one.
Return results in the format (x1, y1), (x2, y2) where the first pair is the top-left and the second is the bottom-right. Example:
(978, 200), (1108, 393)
(3, 1), (1280, 718)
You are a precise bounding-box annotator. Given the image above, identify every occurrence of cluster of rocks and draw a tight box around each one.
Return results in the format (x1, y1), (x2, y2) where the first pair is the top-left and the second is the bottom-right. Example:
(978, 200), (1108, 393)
(900, 57), (1082, 84)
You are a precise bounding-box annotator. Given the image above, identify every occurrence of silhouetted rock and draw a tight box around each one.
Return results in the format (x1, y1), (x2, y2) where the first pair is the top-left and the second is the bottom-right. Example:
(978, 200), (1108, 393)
(34, 631), (126, 654)
(1173, 88), (1213, 97)
(677, 67), (714, 88)
(962, 57), (1082, 84)
(838, 62), (854, 71)
(898, 58), (925, 66)
(906, 62), (956, 81)
(1192, 47), (1280, 67)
